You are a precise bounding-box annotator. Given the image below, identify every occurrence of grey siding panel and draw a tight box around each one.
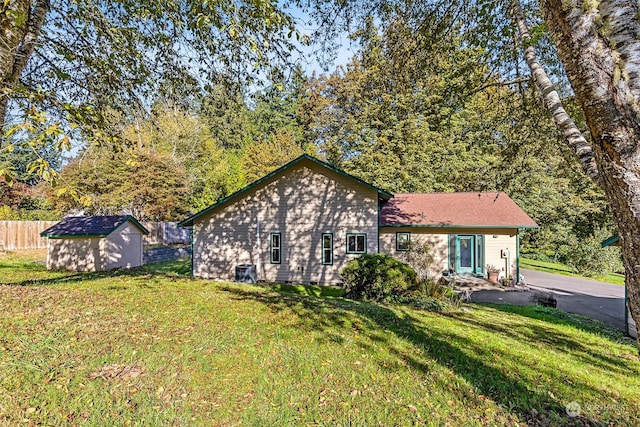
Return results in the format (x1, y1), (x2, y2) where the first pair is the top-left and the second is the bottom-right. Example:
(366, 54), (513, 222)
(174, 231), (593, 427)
(193, 161), (379, 284)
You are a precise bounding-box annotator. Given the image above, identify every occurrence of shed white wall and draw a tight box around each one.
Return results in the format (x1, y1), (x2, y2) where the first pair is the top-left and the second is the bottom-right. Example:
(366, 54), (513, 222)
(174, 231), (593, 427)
(46, 220), (145, 272)
(379, 227), (519, 279)
(193, 161), (379, 284)
(46, 237), (104, 271)
(105, 221), (144, 269)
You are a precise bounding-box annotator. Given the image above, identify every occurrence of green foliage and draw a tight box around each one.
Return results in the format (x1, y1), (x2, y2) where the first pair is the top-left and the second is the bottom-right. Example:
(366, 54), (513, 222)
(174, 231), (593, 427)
(0, 141), (60, 220)
(388, 294), (453, 312)
(1, 0), (303, 188)
(241, 129), (305, 183)
(200, 87), (254, 150)
(56, 147), (190, 221)
(302, 15), (612, 268)
(557, 229), (624, 277)
(119, 104), (246, 211)
(303, 19), (505, 193)
(341, 253), (418, 301)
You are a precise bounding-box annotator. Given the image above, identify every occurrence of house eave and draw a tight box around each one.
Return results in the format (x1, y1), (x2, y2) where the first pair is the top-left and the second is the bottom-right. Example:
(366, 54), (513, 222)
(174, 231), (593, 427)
(379, 224), (539, 229)
(601, 234), (620, 247)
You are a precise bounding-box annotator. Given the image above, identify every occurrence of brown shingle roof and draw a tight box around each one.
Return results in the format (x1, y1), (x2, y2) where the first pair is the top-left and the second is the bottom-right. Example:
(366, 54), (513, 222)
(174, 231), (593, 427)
(380, 192), (538, 228)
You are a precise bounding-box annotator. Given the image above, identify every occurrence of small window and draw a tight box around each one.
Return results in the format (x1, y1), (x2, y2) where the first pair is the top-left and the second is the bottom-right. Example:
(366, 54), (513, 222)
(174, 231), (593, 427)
(321, 233), (333, 265)
(396, 232), (411, 252)
(346, 233), (367, 254)
(270, 232), (281, 264)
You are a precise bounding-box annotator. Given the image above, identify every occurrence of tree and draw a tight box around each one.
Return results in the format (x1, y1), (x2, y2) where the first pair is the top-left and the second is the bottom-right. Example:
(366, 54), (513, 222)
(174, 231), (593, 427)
(532, 0), (640, 343)
(0, 135), (60, 219)
(119, 103), (246, 211)
(56, 146), (190, 221)
(241, 128), (306, 183)
(0, 0), (302, 186)
(304, 18), (504, 192)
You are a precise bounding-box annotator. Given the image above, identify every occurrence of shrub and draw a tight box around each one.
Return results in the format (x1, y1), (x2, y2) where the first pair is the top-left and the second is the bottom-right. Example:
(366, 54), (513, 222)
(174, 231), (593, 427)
(340, 253), (418, 302)
(395, 240), (437, 281)
(558, 229), (623, 277)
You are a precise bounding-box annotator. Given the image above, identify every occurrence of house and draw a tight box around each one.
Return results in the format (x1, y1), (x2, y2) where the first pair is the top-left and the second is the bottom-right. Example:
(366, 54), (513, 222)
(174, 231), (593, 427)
(179, 155), (537, 284)
(379, 192), (537, 280)
(40, 215), (149, 271)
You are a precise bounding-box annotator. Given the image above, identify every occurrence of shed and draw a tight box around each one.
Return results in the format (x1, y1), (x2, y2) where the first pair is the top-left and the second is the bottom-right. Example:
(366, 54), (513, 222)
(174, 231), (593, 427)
(40, 215), (149, 271)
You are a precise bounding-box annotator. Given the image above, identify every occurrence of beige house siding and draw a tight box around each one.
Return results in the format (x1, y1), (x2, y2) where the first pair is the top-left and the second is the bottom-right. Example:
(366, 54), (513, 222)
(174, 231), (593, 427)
(380, 227), (519, 279)
(47, 237), (103, 271)
(105, 222), (144, 269)
(193, 161), (379, 284)
(379, 229), (448, 279)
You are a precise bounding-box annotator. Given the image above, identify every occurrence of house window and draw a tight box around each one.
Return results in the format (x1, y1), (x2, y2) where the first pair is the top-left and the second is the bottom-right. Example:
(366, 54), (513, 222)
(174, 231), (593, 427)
(270, 232), (281, 264)
(396, 232), (411, 251)
(475, 234), (484, 274)
(346, 233), (367, 254)
(322, 233), (333, 265)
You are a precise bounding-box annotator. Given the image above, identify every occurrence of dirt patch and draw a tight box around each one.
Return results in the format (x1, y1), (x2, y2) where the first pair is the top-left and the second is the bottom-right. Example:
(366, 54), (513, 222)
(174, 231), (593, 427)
(88, 364), (145, 381)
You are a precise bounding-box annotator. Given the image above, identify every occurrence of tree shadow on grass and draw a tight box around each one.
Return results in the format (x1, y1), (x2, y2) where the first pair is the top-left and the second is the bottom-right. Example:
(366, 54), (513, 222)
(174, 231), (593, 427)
(449, 304), (640, 372)
(221, 285), (611, 426)
(1, 259), (191, 287)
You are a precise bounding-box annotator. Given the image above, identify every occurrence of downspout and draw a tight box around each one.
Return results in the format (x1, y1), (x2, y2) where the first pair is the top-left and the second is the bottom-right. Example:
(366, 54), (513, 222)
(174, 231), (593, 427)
(190, 226), (194, 277)
(377, 198), (381, 253)
(256, 216), (261, 280)
(516, 230), (521, 284)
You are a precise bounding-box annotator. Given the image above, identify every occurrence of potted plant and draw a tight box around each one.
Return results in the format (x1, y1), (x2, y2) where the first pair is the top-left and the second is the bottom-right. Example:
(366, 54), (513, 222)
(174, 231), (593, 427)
(486, 264), (500, 283)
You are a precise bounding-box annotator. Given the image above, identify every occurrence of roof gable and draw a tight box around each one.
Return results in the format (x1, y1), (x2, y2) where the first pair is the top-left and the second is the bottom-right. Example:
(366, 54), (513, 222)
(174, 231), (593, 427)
(380, 192), (538, 228)
(178, 154), (393, 227)
(41, 215), (149, 238)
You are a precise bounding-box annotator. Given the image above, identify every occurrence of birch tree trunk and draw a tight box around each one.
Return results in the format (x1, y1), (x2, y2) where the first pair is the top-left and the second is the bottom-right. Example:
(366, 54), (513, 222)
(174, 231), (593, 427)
(0, 0), (50, 134)
(509, 0), (599, 179)
(535, 0), (640, 344)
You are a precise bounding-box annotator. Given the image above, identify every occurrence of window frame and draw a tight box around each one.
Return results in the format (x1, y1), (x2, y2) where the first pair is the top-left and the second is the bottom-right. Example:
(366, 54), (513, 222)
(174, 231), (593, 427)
(346, 233), (367, 254)
(270, 232), (281, 264)
(321, 233), (333, 265)
(396, 232), (411, 252)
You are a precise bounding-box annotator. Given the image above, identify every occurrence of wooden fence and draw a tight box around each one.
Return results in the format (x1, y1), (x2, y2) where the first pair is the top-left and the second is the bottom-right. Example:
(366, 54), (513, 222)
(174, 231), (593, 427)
(142, 222), (190, 245)
(0, 220), (190, 250)
(0, 221), (57, 250)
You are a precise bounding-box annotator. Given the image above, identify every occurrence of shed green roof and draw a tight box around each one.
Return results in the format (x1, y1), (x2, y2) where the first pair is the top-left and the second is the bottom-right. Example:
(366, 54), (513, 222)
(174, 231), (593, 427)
(41, 215), (149, 238)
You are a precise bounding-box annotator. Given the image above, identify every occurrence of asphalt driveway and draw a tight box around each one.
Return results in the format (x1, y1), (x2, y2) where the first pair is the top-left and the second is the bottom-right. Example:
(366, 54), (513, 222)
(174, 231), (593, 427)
(471, 269), (626, 332)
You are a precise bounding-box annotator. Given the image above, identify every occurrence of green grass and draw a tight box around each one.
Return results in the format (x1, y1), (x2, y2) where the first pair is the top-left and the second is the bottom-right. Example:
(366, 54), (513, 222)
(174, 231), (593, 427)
(1, 250), (639, 425)
(521, 257), (626, 286)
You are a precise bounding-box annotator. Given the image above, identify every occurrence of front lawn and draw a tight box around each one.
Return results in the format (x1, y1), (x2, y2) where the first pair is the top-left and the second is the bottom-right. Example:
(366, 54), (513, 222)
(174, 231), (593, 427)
(1, 250), (639, 425)
(521, 257), (626, 285)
